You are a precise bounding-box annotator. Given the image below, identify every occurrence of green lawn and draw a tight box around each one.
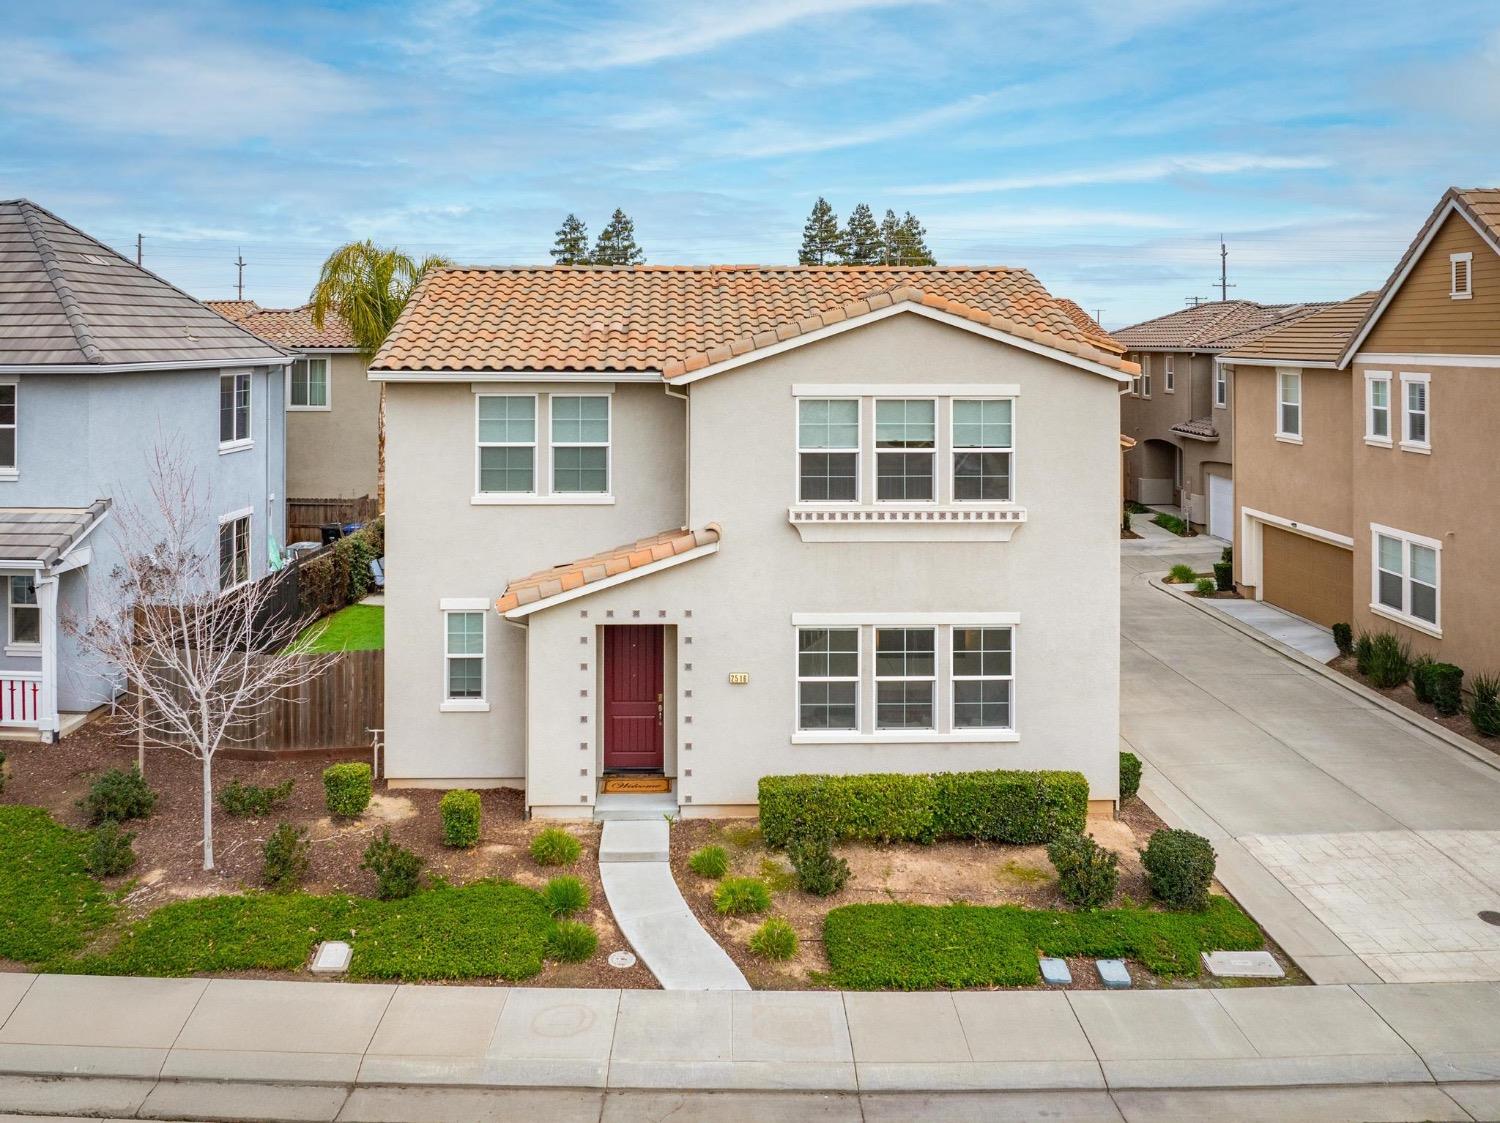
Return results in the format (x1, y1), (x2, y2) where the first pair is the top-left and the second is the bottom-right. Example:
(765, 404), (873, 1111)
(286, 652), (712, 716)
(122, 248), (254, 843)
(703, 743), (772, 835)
(0, 806), (116, 964)
(823, 897), (1263, 989)
(296, 603), (384, 653)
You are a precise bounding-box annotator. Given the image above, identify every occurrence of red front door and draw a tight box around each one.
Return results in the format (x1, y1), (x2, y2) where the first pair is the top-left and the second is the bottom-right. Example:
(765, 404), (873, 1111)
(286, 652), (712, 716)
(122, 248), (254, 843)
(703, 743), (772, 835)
(603, 625), (665, 771)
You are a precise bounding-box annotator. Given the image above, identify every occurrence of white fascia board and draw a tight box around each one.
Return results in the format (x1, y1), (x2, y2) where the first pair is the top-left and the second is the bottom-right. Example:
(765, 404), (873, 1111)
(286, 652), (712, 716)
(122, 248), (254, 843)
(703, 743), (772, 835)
(502, 542), (718, 619)
(1217, 356), (1342, 369)
(370, 368), (663, 383)
(0, 355), (289, 374)
(1354, 352), (1500, 369)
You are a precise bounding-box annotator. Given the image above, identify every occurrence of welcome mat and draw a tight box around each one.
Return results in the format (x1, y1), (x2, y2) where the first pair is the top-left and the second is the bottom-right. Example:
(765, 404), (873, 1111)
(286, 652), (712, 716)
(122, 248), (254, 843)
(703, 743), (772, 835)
(600, 776), (671, 794)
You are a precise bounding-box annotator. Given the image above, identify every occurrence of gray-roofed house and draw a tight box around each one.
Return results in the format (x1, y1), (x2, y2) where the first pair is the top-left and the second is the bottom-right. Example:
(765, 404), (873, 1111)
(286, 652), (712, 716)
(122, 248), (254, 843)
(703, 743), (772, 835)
(0, 200), (291, 739)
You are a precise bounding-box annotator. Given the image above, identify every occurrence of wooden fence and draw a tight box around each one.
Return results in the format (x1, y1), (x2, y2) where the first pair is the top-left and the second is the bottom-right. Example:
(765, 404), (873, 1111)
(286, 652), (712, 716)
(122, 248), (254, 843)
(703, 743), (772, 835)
(287, 495), (379, 545)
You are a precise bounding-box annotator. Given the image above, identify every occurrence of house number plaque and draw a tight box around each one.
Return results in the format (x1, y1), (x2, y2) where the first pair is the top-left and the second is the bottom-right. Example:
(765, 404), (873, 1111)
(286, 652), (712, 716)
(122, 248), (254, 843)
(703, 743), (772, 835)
(727, 672), (749, 685)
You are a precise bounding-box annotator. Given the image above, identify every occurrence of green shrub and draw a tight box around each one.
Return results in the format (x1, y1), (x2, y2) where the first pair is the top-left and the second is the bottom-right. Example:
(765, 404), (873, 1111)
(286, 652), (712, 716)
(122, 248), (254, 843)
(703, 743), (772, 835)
(1427, 663), (1465, 717)
(1212, 561), (1233, 591)
(1193, 577), (1215, 595)
(1153, 512), (1189, 536)
(1119, 752), (1142, 801)
(1121, 509), (1132, 535)
(547, 920), (598, 962)
(362, 830), (423, 900)
(440, 789), (482, 848)
(218, 778), (294, 818)
(1047, 832), (1119, 910)
(714, 877), (772, 916)
(83, 823), (137, 877)
(749, 917), (798, 961)
(530, 827), (582, 867)
(1142, 829), (1216, 911)
(1168, 563), (1196, 584)
(758, 770), (1088, 849)
(1354, 630), (1375, 675)
(541, 875), (590, 917)
(1410, 655), (1436, 703)
(1469, 673), (1500, 737)
(323, 763), (372, 818)
(262, 823), (310, 892)
(1366, 631), (1412, 689)
(1220, 545), (1233, 565)
(786, 824), (850, 897)
(1125, 500), (1152, 514)
(79, 768), (156, 825)
(1332, 623), (1353, 656)
(688, 845), (729, 879)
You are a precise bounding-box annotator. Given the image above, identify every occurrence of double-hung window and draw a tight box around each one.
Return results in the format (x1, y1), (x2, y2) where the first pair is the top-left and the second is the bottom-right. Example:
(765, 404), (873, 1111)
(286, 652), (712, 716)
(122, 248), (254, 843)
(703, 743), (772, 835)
(1215, 366), (1228, 409)
(477, 395), (537, 494)
(952, 399), (1012, 502)
(797, 399), (858, 502)
(8, 576), (38, 648)
(952, 626), (1013, 730)
(219, 372), (251, 448)
(875, 399), (935, 501)
(874, 627), (936, 729)
(0, 384), (16, 470)
(551, 395), (610, 493)
(796, 628), (858, 730)
(1401, 374), (1430, 451)
(1365, 373), (1391, 444)
(288, 357), (329, 409)
(1276, 369), (1301, 440)
(1164, 355), (1175, 393)
(1373, 528), (1439, 631)
(444, 611), (486, 700)
(218, 512), (250, 591)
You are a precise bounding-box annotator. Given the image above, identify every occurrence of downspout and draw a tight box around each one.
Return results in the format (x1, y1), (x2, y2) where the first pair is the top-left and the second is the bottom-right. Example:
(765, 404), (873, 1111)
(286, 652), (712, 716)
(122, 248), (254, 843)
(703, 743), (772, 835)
(664, 381), (690, 526)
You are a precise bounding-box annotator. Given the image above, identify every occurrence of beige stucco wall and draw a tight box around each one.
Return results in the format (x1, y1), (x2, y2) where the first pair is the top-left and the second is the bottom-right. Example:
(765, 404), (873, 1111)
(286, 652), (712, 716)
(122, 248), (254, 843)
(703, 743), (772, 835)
(1120, 350), (1231, 519)
(286, 352), (381, 500)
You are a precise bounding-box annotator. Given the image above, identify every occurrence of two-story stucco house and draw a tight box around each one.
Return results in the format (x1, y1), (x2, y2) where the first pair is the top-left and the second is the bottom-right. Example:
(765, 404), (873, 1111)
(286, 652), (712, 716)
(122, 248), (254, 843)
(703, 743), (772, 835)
(371, 266), (1136, 818)
(0, 200), (290, 739)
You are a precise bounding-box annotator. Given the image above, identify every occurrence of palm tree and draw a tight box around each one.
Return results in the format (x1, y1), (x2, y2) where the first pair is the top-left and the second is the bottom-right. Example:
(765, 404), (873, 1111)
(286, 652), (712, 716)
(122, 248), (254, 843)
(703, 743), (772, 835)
(309, 241), (453, 506)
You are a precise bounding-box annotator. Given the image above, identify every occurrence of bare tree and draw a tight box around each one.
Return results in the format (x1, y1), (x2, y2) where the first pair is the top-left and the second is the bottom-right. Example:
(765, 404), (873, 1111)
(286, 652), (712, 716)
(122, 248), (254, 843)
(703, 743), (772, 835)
(67, 445), (337, 870)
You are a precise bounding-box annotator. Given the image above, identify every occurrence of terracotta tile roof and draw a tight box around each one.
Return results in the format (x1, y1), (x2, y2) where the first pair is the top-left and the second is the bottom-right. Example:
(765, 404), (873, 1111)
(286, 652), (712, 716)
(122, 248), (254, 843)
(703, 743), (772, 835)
(1222, 291), (1380, 366)
(495, 524), (720, 614)
(1052, 297), (1126, 354)
(1169, 417), (1220, 441)
(1119, 434), (1137, 450)
(205, 300), (261, 322)
(207, 302), (357, 349)
(1116, 300), (1335, 353)
(372, 266), (1139, 379)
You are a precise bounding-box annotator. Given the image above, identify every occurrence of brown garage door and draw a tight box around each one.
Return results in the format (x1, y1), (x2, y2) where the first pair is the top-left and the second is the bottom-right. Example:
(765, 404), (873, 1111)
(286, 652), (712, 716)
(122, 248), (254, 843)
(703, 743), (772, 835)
(1261, 525), (1353, 628)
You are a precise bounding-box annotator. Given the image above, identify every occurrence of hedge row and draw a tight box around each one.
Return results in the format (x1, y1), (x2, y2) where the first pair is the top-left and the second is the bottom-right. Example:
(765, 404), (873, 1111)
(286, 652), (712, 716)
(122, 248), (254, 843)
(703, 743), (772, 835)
(298, 518), (385, 618)
(758, 769), (1089, 848)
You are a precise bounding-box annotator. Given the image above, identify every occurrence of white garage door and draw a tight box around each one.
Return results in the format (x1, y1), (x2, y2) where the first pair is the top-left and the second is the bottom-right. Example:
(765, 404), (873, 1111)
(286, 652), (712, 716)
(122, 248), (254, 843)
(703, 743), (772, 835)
(1208, 473), (1234, 542)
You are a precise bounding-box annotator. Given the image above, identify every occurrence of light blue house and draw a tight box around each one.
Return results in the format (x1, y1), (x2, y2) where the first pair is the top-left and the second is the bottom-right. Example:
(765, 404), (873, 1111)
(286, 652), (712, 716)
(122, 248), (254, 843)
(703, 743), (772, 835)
(0, 200), (291, 740)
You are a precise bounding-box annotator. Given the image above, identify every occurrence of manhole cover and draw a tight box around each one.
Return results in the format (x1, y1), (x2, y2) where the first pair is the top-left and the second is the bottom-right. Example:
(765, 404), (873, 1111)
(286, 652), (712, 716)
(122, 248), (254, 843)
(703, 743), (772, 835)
(608, 950), (637, 969)
(1480, 911), (1500, 927)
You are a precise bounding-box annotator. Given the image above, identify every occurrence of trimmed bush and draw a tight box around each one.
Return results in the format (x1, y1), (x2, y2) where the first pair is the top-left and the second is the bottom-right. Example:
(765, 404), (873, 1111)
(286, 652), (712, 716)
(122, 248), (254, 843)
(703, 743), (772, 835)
(530, 827), (582, 867)
(749, 917), (799, 961)
(1332, 623), (1353, 656)
(1168, 563), (1196, 584)
(787, 825), (850, 897)
(323, 763), (372, 818)
(1354, 630), (1375, 675)
(79, 768), (156, 825)
(1212, 561), (1233, 592)
(548, 920), (598, 962)
(1193, 577), (1215, 595)
(218, 778), (294, 818)
(541, 875), (590, 917)
(84, 823), (138, 877)
(1220, 545), (1233, 565)
(688, 845), (729, 879)
(1470, 673), (1500, 737)
(714, 877), (772, 916)
(1366, 631), (1412, 689)
(1427, 663), (1465, 717)
(1410, 656), (1436, 703)
(263, 823), (311, 892)
(1047, 832), (1118, 910)
(440, 789), (482, 848)
(362, 830), (423, 900)
(1141, 829), (1216, 912)
(758, 770), (1088, 849)
(1153, 513), (1190, 536)
(1119, 752), (1142, 801)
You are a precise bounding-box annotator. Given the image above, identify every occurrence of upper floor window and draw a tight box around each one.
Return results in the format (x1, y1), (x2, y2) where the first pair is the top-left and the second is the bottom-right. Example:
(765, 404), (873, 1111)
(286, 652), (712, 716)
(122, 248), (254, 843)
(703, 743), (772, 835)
(1215, 366), (1228, 409)
(475, 393), (610, 500)
(1401, 373), (1430, 451)
(0, 384), (16, 470)
(798, 399), (859, 503)
(477, 395), (537, 493)
(8, 576), (38, 648)
(875, 399), (936, 502)
(551, 395), (610, 494)
(288, 358), (329, 410)
(218, 511), (251, 591)
(1373, 526), (1439, 632)
(1451, 252), (1473, 299)
(1365, 372), (1391, 445)
(219, 372), (251, 449)
(1164, 355), (1176, 393)
(1276, 369), (1301, 440)
(952, 400), (1012, 502)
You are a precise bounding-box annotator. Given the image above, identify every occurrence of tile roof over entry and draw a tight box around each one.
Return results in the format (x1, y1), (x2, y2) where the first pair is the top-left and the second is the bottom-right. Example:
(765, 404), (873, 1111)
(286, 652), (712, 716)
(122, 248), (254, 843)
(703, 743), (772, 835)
(372, 265), (1138, 378)
(0, 501), (110, 567)
(1116, 300), (1335, 353)
(0, 201), (287, 368)
(1222, 292), (1380, 366)
(496, 525), (719, 615)
(205, 302), (358, 349)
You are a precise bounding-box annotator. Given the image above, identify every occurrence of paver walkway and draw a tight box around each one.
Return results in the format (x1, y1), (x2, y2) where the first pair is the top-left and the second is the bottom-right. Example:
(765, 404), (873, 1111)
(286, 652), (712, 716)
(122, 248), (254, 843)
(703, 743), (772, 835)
(1121, 535), (1500, 984)
(597, 820), (749, 991)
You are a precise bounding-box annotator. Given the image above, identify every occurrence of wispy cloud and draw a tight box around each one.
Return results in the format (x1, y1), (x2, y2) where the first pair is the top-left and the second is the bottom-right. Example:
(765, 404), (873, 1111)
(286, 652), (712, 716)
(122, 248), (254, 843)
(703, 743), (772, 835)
(895, 154), (1332, 196)
(723, 93), (1003, 159)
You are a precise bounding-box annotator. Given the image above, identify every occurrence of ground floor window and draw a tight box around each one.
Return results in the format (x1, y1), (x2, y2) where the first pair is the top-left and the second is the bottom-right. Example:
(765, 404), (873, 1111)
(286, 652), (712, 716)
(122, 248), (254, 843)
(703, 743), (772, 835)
(445, 611), (485, 700)
(875, 627), (936, 729)
(8, 576), (38, 647)
(952, 627), (1012, 729)
(796, 627), (858, 729)
(217, 512), (251, 591)
(1372, 526), (1439, 630)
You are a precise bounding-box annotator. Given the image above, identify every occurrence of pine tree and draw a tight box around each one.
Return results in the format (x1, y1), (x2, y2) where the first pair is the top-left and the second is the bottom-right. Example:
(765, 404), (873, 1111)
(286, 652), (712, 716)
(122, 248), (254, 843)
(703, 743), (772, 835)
(840, 203), (882, 266)
(591, 209), (645, 266)
(896, 211), (936, 266)
(878, 209), (903, 265)
(550, 214), (591, 265)
(798, 197), (843, 265)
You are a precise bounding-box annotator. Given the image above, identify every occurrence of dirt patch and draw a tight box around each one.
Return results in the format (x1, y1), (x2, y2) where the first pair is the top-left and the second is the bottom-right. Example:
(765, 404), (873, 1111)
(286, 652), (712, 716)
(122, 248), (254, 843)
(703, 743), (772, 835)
(1330, 654), (1499, 760)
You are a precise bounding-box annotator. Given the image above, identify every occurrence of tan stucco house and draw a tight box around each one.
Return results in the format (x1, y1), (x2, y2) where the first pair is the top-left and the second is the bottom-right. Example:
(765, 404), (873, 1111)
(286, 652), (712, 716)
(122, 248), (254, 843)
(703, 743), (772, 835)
(1224, 187), (1500, 672)
(370, 266), (1137, 819)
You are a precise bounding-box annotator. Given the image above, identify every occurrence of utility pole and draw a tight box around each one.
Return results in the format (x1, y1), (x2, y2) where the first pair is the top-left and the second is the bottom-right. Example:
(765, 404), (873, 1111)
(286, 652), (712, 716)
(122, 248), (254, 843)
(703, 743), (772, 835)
(135, 234), (143, 266)
(1218, 234), (1235, 301)
(235, 249), (246, 301)
(1093, 308), (1105, 326)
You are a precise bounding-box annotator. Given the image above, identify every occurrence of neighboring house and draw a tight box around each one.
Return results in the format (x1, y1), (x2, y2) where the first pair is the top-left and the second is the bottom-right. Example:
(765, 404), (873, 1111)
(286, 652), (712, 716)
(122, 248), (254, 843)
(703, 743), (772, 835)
(370, 265), (1137, 819)
(0, 201), (289, 739)
(1224, 187), (1500, 673)
(206, 301), (378, 534)
(1114, 300), (1332, 539)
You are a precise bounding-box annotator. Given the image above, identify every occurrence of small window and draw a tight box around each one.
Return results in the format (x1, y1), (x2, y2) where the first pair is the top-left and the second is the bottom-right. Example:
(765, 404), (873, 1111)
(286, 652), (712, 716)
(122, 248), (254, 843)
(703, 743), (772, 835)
(1451, 252), (1473, 299)
(952, 399), (1013, 502)
(8, 576), (38, 647)
(874, 627), (936, 729)
(1366, 374), (1391, 442)
(1401, 374), (1430, 449)
(445, 611), (486, 700)
(289, 357), (329, 409)
(875, 400), (936, 502)
(0, 384), (16, 469)
(1215, 366), (1228, 409)
(796, 628), (859, 730)
(551, 395), (610, 494)
(952, 626), (1013, 730)
(1277, 370), (1301, 439)
(477, 395), (537, 494)
(1164, 355), (1175, 393)
(798, 399), (859, 502)
(219, 372), (251, 446)
(1374, 529), (1439, 629)
(218, 513), (250, 591)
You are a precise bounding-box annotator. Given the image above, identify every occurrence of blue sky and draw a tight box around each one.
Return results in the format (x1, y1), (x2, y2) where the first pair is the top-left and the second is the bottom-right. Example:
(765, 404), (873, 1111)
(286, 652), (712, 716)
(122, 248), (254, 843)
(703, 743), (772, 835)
(3, 0), (1498, 327)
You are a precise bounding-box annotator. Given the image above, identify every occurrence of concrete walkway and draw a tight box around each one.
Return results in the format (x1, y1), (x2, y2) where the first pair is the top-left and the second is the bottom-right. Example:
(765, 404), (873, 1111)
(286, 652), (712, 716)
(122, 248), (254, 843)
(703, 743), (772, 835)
(1200, 596), (1340, 662)
(1121, 536), (1500, 984)
(597, 820), (749, 991)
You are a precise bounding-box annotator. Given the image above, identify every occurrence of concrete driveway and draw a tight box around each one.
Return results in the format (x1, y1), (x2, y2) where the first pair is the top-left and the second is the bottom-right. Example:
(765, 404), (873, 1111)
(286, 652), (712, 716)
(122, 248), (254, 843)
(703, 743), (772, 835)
(1121, 530), (1500, 985)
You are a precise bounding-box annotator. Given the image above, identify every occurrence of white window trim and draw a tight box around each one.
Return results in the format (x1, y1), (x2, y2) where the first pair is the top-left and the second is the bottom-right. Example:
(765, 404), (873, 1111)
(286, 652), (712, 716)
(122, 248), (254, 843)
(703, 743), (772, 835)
(1164, 354), (1175, 393)
(873, 626), (938, 733)
(549, 393), (612, 497)
(216, 508), (253, 593)
(441, 607), (490, 712)
(951, 398), (1015, 505)
(1370, 524), (1441, 637)
(0, 378), (18, 480)
(795, 398), (861, 506)
(1140, 370), (1152, 399)
(473, 392), (619, 504)
(873, 397), (939, 506)
(1363, 370), (1393, 447)
(1399, 372), (1431, 453)
(286, 356), (332, 412)
(474, 392), (539, 499)
(6, 574), (40, 657)
(795, 626), (860, 733)
(951, 625), (1016, 735)
(1450, 251), (1473, 300)
(1275, 367), (1302, 444)
(1214, 365), (1228, 410)
(218, 372), (253, 453)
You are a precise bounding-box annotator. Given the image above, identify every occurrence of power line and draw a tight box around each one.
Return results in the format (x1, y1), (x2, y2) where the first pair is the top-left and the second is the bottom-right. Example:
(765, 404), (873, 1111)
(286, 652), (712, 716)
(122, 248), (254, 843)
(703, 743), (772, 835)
(234, 249), (247, 301)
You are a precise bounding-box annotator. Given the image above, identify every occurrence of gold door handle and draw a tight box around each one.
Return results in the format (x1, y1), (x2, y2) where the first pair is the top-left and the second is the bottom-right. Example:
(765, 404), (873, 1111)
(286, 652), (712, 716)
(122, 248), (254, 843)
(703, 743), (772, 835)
(657, 693), (663, 721)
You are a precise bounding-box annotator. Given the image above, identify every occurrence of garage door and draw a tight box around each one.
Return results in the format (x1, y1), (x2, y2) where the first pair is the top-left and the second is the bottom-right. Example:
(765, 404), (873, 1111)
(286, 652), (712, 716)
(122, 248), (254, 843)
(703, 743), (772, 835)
(1260, 525), (1353, 629)
(1207, 473), (1234, 542)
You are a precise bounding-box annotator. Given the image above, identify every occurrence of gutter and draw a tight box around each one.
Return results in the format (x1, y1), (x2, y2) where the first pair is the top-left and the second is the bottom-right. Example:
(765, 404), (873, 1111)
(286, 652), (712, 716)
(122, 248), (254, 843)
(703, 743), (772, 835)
(0, 355), (291, 374)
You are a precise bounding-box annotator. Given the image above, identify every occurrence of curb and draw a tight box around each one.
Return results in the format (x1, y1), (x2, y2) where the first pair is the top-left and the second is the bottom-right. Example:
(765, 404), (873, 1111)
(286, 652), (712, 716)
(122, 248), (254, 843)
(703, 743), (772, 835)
(1147, 574), (1500, 776)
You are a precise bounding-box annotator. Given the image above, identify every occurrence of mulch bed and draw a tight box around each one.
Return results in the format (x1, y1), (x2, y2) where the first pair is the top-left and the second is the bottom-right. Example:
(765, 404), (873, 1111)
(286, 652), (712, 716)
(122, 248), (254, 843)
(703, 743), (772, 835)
(1329, 654), (1500, 760)
(0, 717), (655, 989)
